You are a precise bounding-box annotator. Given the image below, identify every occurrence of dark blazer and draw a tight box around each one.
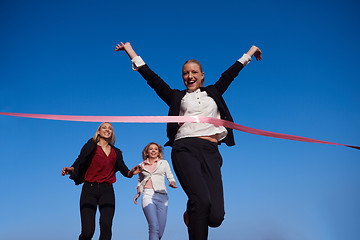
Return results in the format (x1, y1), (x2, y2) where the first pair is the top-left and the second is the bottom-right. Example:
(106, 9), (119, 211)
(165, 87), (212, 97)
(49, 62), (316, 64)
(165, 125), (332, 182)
(69, 138), (130, 185)
(138, 61), (245, 147)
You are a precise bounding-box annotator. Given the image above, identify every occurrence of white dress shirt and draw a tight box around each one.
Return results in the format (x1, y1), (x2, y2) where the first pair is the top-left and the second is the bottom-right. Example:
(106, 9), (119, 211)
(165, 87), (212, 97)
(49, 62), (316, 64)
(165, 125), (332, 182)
(175, 89), (228, 141)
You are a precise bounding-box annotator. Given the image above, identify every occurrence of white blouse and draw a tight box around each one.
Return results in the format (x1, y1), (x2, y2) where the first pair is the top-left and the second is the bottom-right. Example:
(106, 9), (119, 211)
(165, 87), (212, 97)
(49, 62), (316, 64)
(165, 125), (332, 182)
(174, 89), (228, 141)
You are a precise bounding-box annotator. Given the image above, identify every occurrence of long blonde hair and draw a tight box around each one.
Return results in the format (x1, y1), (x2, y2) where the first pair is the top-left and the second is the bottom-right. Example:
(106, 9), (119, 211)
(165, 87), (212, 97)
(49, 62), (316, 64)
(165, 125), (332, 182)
(93, 122), (116, 145)
(142, 142), (164, 160)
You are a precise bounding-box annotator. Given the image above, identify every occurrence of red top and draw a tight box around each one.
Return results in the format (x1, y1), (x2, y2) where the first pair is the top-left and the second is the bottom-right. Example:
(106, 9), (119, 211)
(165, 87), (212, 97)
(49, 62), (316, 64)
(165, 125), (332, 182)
(84, 145), (117, 184)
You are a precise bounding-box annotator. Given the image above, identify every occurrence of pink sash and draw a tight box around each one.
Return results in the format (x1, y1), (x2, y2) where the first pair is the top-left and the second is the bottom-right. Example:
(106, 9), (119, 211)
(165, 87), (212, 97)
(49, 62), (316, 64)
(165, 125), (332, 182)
(1, 112), (358, 150)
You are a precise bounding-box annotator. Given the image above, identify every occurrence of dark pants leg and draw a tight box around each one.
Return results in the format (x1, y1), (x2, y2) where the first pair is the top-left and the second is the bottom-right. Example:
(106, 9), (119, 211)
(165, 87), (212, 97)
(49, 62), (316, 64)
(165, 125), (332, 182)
(171, 138), (225, 240)
(79, 182), (115, 240)
(98, 184), (115, 240)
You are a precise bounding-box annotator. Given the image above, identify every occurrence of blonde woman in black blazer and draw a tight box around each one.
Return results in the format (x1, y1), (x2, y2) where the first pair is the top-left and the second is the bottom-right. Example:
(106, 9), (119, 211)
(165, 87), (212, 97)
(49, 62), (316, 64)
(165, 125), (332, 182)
(116, 42), (262, 240)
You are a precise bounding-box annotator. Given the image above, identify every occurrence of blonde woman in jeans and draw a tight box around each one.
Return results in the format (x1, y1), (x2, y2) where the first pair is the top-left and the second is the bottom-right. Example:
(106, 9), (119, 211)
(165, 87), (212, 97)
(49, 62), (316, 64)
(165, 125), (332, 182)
(134, 142), (177, 240)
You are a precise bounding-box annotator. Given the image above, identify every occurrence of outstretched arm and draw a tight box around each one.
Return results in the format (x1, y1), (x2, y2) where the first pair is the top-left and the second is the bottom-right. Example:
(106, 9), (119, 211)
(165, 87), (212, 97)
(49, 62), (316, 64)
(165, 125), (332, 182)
(115, 42), (138, 60)
(115, 41), (174, 106)
(214, 45), (262, 94)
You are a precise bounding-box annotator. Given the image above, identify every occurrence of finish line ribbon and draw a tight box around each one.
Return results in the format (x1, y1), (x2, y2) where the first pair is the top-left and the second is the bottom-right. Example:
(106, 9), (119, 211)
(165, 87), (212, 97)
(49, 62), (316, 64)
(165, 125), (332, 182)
(0, 112), (358, 150)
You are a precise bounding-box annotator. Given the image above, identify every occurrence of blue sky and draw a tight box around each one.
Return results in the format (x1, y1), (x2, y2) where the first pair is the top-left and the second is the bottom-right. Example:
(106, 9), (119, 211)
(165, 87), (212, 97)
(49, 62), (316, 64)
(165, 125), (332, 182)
(1, 0), (359, 239)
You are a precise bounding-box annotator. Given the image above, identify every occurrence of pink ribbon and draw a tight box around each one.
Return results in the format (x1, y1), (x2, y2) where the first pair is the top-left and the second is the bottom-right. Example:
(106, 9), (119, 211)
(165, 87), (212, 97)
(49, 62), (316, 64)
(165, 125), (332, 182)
(1, 112), (358, 150)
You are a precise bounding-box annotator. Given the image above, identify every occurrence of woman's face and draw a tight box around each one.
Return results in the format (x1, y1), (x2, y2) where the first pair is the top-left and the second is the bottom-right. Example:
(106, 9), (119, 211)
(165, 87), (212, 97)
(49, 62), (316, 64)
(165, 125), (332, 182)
(182, 62), (204, 92)
(147, 144), (159, 159)
(98, 123), (113, 140)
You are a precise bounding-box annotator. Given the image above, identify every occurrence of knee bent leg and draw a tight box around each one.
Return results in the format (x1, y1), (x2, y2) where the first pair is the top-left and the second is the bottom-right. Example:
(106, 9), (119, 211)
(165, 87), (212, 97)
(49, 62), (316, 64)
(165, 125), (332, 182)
(208, 213), (225, 228)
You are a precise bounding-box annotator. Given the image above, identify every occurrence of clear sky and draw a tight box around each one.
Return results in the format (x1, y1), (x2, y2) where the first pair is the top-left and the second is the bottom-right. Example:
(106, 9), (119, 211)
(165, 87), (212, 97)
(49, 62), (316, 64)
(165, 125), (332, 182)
(1, 0), (359, 239)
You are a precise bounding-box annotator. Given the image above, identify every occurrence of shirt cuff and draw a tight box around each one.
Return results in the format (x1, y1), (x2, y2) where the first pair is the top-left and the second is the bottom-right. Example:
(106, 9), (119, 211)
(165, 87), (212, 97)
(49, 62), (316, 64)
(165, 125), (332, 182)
(131, 56), (146, 71)
(237, 53), (252, 66)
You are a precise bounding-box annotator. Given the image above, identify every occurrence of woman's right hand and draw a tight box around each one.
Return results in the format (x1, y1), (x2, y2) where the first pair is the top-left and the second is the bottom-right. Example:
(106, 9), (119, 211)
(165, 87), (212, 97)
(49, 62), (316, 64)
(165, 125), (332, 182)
(115, 42), (138, 60)
(61, 167), (74, 176)
(115, 42), (130, 52)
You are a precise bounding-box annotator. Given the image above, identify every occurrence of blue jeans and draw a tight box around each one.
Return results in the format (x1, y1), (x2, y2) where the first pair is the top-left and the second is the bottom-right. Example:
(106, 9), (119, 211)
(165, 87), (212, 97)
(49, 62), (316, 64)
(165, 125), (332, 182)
(142, 189), (169, 240)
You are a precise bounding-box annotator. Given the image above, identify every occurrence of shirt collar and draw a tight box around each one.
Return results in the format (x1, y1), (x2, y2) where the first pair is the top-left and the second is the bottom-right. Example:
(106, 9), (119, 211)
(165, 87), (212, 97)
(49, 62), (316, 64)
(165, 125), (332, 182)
(186, 88), (204, 94)
(143, 158), (159, 165)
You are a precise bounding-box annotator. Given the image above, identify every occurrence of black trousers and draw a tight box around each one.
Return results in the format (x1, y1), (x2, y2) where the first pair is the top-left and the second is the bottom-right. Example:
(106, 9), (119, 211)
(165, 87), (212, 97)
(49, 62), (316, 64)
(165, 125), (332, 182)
(171, 138), (225, 240)
(79, 182), (115, 240)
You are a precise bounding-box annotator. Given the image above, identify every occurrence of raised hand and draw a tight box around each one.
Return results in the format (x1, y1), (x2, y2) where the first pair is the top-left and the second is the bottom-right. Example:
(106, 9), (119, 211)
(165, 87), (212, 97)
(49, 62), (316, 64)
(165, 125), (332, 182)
(115, 42), (138, 60)
(246, 45), (262, 61)
(115, 42), (129, 51)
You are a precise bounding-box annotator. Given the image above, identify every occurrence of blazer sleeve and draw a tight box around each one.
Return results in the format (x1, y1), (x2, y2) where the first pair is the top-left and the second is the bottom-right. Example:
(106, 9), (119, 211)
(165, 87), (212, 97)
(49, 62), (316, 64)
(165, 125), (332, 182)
(214, 61), (245, 95)
(113, 147), (131, 178)
(138, 64), (175, 106)
(69, 138), (97, 185)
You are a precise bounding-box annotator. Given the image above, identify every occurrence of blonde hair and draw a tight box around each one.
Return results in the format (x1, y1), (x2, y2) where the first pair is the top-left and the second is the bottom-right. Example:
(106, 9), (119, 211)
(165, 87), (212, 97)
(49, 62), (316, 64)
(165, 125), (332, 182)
(93, 122), (116, 145)
(142, 142), (164, 160)
(183, 59), (205, 86)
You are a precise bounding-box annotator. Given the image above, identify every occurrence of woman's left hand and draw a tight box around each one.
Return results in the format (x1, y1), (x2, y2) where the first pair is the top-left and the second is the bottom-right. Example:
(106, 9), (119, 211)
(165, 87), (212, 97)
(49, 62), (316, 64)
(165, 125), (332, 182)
(246, 45), (262, 61)
(132, 165), (142, 174)
(169, 181), (178, 188)
(128, 165), (142, 177)
(134, 192), (140, 205)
